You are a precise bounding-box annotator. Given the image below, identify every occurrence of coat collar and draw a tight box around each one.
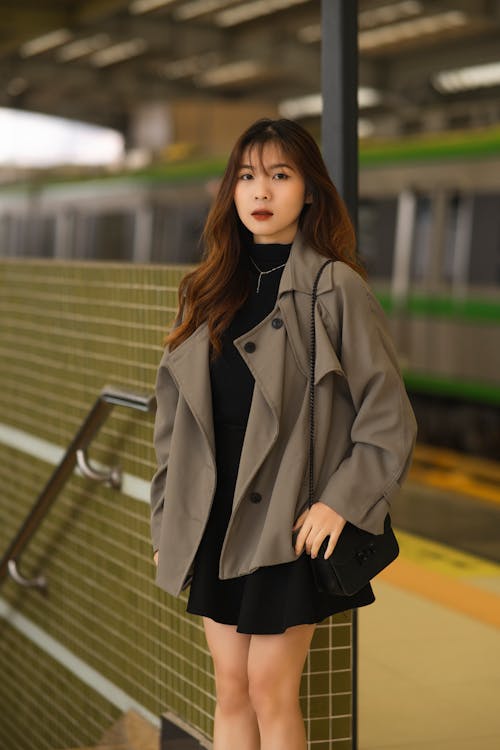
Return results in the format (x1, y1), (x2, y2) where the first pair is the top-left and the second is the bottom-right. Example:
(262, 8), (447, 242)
(162, 232), (337, 466)
(163, 321), (215, 461)
(277, 231), (334, 297)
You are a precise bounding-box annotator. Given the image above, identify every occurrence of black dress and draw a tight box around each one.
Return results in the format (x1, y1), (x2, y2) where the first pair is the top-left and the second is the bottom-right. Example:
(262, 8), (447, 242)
(186, 241), (375, 634)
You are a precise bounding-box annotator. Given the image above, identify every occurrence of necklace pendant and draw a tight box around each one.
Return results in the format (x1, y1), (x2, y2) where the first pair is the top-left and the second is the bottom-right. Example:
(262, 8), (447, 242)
(249, 255), (287, 294)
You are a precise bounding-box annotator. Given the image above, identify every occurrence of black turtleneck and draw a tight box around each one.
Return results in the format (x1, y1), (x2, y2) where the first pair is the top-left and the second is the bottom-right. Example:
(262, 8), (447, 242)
(210, 241), (292, 428)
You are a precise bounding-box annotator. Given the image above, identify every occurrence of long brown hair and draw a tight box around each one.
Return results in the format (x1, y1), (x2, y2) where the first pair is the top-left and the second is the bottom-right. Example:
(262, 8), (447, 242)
(165, 118), (364, 355)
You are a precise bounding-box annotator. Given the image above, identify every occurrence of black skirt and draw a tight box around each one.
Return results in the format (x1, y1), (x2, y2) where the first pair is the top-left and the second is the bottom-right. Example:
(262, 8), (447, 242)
(186, 422), (375, 635)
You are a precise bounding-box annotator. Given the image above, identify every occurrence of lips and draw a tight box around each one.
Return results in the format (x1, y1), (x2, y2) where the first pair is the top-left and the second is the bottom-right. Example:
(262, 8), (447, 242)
(251, 210), (273, 218)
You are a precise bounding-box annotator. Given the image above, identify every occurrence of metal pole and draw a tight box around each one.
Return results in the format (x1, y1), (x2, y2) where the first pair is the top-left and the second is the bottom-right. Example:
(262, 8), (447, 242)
(321, 0), (359, 229)
(321, 3), (359, 749)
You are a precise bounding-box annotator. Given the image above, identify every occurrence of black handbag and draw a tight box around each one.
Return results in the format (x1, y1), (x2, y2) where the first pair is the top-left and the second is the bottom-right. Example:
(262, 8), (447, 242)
(297, 259), (399, 597)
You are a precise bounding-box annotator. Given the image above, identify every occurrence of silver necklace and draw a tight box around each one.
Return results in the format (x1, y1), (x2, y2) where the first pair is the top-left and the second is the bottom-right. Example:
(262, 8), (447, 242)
(249, 256), (287, 293)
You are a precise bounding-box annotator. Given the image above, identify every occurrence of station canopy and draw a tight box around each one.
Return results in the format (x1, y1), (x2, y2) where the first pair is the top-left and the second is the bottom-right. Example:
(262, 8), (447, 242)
(1, 0), (500, 139)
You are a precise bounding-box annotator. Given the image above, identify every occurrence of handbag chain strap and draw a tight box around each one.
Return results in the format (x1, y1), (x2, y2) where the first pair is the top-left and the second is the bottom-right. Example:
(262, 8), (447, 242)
(308, 259), (334, 509)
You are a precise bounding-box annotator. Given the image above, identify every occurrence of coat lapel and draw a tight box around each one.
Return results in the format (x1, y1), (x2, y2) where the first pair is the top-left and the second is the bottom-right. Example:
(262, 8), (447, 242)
(230, 306), (287, 511)
(162, 232), (339, 508)
(278, 231), (335, 296)
(279, 232), (341, 384)
(164, 322), (215, 461)
(314, 305), (345, 384)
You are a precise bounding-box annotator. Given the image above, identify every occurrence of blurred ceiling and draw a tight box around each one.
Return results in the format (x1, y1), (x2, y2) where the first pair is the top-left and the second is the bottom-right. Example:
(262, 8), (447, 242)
(1, 0), (500, 139)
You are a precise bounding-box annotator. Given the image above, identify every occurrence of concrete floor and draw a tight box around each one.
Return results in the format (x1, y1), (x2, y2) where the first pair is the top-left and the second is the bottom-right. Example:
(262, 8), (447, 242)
(359, 537), (500, 749)
(358, 476), (500, 750)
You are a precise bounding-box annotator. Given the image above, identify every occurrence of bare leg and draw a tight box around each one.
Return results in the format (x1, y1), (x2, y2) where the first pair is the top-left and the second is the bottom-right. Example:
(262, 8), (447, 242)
(247, 623), (316, 750)
(202, 617), (260, 750)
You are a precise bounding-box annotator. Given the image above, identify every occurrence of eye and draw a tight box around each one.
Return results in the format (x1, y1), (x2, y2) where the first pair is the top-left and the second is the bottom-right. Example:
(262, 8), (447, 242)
(239, 172), (253, 180)
(273, 172), (289, 180)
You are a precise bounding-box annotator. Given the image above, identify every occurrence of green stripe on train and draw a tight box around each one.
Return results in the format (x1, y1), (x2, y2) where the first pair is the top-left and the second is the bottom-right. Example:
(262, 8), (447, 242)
(360, 127), (500, 166)
(403, 371), (500, 406)
(378, 294), (500, 323)
(4, 126), (500, 194)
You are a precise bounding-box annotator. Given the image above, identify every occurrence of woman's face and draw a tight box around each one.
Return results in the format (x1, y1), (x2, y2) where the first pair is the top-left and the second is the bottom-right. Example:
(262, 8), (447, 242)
(234, 141), (310, 244)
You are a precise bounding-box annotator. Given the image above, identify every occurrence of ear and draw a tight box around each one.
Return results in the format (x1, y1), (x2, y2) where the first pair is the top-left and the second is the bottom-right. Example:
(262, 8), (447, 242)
(304, 192), (313, 204)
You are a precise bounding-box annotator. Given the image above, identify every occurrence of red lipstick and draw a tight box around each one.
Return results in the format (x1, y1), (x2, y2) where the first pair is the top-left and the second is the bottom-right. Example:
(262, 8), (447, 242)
(251, 210), (273, 221)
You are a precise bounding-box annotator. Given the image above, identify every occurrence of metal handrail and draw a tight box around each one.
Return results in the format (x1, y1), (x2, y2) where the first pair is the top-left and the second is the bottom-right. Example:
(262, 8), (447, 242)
(0, 386), (155, 591)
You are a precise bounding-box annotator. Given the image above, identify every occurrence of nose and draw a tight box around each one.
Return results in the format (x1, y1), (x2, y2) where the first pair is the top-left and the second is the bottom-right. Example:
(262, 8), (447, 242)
(253, 177), (269, 200)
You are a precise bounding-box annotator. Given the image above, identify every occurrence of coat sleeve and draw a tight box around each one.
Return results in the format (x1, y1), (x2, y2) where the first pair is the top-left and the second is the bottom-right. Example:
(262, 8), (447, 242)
(150, 356), (179, 553)
(316, 263), (417, 534)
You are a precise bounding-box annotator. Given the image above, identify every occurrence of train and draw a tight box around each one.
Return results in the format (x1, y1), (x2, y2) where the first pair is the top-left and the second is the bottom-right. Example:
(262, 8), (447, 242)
(1, 127), (499, 458)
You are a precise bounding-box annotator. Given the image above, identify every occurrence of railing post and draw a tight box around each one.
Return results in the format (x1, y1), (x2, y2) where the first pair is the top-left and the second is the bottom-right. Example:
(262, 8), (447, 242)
(0, 387), (155, 589)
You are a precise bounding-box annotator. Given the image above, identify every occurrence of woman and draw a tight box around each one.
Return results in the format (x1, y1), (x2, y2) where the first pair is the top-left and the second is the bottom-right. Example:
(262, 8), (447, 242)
(150, 118), (417, 750)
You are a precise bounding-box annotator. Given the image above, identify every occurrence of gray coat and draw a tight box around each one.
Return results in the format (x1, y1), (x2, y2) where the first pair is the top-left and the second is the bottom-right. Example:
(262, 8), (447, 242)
(151, 233), (417, 596)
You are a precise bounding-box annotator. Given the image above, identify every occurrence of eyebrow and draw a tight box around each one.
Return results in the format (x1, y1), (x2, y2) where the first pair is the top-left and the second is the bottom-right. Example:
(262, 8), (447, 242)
(239, 162), (295, 171)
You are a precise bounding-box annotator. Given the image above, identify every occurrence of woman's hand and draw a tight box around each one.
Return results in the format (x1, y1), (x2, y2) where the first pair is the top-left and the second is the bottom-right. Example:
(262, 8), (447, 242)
(153, 550), (159, 567)
(293, 502), (346, 560)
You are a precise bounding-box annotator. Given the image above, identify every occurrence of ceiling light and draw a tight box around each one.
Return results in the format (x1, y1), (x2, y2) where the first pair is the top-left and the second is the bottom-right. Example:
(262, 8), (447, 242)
(215, 0), (309, 27)
(358, 119), (375, 138)
(129, 0), (177, 14)
(175, 0), (240, 20)
(90, 39), (148, 67)
(299, 2), (424, 44)
(359, 0), (422, 30)
(160, 52), (219, 79)
(279, 89), (381, 119)
(57, 34), (111, 62)
(196, 60), (265, 86)
(358, 87), (382, 107)
(433, 61), (500, 93)
(20, 28), (73, 57)
(279, 94), (322, 119)
(359, 11), (468, 51)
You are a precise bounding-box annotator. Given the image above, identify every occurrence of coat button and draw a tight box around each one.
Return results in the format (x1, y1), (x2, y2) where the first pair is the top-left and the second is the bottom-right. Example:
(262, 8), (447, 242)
(244, 341), (256, 353)
(271, 317), (283, 329)
(249, 492), (262, 503)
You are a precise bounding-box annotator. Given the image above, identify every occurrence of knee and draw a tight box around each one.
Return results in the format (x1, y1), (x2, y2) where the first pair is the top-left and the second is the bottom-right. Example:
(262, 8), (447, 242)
(214, 668), (251, 715)
(248, 669), (297, 719)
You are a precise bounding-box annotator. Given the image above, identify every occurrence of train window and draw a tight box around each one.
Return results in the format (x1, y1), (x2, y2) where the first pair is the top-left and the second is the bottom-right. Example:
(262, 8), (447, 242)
(469, 193), (500, 285)
(10, 216), (27, 258)
(0, 215), (13, 256)
(441, 194), (460, 283)
(151, 202), (207, 264)
(150, 205), (176, 263)
(358, 199), (397, 279)
(410, 195), (432, 281)
(76, 211), (135, 261)
(177, 204), (207, 264)
(25, 215), (55, 258)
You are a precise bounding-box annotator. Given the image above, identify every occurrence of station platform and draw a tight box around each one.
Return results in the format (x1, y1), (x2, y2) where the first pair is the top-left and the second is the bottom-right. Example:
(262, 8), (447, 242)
(359, 461), (500, 750)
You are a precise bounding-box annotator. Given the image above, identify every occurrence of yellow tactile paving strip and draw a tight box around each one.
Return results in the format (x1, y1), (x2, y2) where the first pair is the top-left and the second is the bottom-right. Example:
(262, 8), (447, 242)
(410, 444), (500, 507)
(380, 530), (500, 630)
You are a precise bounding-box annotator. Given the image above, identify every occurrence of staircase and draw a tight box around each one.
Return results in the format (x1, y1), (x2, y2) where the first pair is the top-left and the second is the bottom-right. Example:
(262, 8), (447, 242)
(61, 710), (159, 750)
(60, 709), (206, 750)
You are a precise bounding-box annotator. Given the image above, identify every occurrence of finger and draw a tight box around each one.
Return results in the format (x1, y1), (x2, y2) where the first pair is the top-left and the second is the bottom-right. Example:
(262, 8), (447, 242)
(292, 524), (302, 551)
(323, 519), (346, 559)
(305, 530), (318, 556)
(292, 510), (308, 531)
(295, 523), (312, 556)
(295, 528), (305, 555)
(310, 533), (329, 559)
(323, 533), (340, 560)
